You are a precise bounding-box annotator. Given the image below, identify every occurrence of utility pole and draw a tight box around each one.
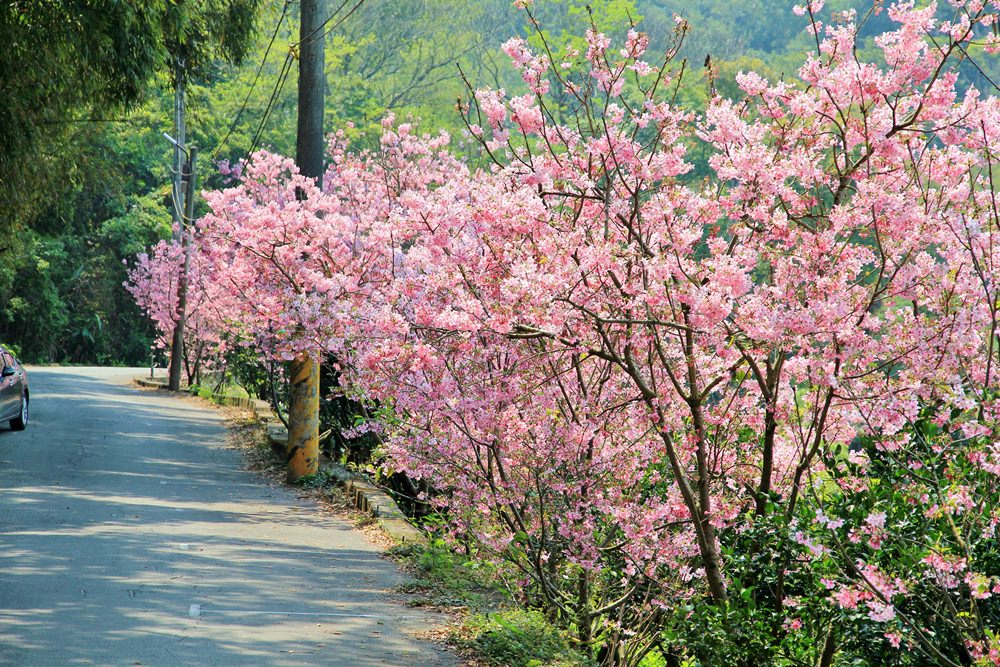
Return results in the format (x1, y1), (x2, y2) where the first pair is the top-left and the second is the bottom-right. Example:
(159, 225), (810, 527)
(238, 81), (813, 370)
(171, 60), (187, 240)
(168, 146), (197, 392)
(286, 0), (324, 482)
(165, 60), (187, 389)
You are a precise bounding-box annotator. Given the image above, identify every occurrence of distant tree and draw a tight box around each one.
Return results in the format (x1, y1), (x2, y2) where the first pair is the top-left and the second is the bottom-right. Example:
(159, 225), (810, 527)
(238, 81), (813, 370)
(0, 1), (261, 364)
(0, 1), (166, 226)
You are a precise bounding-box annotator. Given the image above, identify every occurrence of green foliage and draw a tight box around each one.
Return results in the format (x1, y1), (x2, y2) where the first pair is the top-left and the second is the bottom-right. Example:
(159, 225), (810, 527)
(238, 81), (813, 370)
(800, 403), (1000, 666)
(526, 0), (642, 55)
(219, 339), (277, 400)
(0, 183), (172, 364)
(390, 524), (503, 610)
(0, 0), (262, 363)
(467, 610), (594, 667)
(0, 240), (69, 363)
(188, 384), (214, 399)
(656, 509), (837, 667)
(0, 1), (168, 222)
(649, 400), (1000, 666)
(162, 0), (261, 85)
(292, 467), (338, 490)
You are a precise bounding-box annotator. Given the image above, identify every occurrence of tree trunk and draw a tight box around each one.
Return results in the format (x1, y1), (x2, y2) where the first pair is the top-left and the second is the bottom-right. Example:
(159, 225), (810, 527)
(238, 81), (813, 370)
(818, 628), (838, 667)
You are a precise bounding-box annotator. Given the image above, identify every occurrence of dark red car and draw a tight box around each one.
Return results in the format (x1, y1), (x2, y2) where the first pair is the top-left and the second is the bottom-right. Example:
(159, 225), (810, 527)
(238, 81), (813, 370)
(0, 348), (28, 430)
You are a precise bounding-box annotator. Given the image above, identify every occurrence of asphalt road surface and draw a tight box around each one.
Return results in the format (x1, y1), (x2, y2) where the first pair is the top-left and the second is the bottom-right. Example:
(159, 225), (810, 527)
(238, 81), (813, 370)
(0, 367), (455, 666)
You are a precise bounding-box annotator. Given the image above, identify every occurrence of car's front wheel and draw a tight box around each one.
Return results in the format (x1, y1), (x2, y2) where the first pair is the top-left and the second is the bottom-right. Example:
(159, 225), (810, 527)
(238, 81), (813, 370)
(10, 393), (27, 431)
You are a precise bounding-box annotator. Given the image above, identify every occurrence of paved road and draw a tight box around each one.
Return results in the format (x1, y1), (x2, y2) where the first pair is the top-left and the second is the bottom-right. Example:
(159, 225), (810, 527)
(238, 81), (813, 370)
(0, 367), (454, 666)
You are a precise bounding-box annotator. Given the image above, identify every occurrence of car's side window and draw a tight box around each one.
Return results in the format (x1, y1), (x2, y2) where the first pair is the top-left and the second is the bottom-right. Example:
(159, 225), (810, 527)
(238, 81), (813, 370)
(0, 352), (11, 369)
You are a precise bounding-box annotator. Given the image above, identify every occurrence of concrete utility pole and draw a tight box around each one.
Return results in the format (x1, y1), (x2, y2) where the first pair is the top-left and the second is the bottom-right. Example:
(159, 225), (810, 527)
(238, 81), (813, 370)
(286, 0), (324, 482)
(170, 70), (187, 240)
(168, 146), (197, 392)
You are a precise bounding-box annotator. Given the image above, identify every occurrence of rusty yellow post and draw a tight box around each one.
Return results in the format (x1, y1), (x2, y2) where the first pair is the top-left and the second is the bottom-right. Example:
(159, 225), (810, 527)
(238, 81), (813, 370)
(286, 352), (319, 482)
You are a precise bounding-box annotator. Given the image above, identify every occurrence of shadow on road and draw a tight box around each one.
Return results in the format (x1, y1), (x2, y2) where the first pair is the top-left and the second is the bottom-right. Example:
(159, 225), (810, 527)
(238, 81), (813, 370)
(0, 368), (452, 666)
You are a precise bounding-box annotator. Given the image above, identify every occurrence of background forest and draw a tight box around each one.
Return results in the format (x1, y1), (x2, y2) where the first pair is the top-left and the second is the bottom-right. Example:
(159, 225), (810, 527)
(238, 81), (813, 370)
(7, 0), (996, 366)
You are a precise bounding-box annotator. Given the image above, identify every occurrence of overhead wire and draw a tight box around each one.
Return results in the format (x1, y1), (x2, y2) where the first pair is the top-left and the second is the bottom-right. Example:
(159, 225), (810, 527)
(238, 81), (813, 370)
(293, 0), (352, 48)
(211, 0), (292, 163)
(309, 0), (367, 45)
(243, 50), (295, 164)
(237, 0), (368, 167)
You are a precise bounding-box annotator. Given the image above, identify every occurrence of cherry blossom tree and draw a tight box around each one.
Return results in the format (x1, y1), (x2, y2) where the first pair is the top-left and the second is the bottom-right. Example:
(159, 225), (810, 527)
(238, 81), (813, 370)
(129, 1), (1000, 663)
(429, 2), (1000, 657)
(126, 237), (222, 385)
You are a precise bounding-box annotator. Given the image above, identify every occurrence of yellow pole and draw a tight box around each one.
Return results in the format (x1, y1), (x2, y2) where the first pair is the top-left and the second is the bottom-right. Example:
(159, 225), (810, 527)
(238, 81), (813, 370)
(286, 352), (319, 482)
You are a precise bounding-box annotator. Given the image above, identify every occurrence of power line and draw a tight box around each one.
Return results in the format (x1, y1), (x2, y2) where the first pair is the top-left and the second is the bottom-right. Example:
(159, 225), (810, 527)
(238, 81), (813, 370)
(244, 50), (295, 164)
(238, 0), (367, 168)
(299, 0), (365, 45)
(211, 0), (292, 163)
(312, 0), (367, 44)
(294, 0), (351, 48)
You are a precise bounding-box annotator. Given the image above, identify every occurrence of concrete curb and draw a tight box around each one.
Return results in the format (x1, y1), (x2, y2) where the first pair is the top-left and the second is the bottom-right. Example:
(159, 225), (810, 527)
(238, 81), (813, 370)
(134, 378), (274, 421)
(136, 377), (424, 545)
(343, 476), (425, 544)
(134, 377), (170, 390)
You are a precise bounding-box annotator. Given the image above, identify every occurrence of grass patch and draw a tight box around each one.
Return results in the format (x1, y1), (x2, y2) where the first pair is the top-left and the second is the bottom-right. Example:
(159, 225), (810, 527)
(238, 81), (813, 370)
(292, 467), (339, 490)
(390, 537), (500, 610)
(390, 537), (589, 666)
(464, 610), (593, 667)
(189, 384), (214, 399)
